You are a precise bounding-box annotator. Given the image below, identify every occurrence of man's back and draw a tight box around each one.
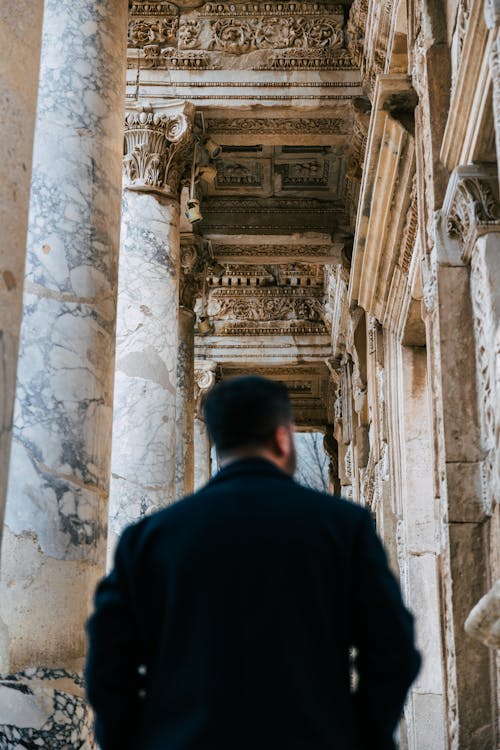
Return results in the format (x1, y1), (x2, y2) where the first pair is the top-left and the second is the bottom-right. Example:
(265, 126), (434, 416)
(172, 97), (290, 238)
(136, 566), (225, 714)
(86, 458), (420, 750)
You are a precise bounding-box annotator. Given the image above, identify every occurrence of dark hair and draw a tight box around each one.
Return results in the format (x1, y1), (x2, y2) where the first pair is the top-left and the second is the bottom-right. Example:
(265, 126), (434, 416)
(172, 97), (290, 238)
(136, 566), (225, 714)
(203, 375), (292, 455)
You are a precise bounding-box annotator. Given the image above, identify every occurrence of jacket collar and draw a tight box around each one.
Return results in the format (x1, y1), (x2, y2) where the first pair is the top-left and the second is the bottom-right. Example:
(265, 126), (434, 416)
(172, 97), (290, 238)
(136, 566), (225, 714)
(207, 457), (292, 487)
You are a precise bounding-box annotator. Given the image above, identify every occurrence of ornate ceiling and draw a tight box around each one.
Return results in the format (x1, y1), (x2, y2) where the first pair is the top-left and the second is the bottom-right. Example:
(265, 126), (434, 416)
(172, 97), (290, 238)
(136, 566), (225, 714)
(127, 0), (366, 427)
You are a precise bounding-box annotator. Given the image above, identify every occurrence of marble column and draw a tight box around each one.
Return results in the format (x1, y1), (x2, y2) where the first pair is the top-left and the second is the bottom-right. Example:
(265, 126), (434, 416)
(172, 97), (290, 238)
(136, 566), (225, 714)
(175, 238), (203, 498)
(0, 0), (44, 550)
(194, 360), (218, 489)
(0, 0), (128, 746)
(108, 102), (195, 557)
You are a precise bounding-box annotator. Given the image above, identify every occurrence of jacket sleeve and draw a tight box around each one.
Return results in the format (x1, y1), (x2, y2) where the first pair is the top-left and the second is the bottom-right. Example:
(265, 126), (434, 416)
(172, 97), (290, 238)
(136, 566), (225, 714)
(85, 524), (145, 750)
(350, 509), (421, 750)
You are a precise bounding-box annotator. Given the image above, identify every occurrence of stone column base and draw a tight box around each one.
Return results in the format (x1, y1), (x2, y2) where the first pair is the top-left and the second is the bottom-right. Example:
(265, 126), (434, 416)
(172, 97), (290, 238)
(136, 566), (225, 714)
(0, 669), (95, 749)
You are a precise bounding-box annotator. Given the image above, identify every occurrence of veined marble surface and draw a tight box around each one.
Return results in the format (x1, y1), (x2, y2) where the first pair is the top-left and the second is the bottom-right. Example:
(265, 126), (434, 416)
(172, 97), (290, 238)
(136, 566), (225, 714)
(194, 416), (212, 490)
(0, 0), (44, 552)
(0, 0), (127, 678)
(108, 190), (181, 553)
(175, 306), (196, 498)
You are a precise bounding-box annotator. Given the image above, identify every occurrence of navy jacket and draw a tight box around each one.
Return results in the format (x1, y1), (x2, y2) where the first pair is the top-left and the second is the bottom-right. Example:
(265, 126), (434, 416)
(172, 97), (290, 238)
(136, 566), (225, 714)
(86, 458), (420, 750)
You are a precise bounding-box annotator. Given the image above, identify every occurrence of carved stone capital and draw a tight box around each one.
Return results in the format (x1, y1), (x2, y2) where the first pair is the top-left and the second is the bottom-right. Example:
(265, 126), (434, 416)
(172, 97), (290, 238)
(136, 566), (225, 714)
(179, 235), (206, 310)
(194, 359), (218, 415)
(443, 165), (500, 262)
(123, 101), (195, 198)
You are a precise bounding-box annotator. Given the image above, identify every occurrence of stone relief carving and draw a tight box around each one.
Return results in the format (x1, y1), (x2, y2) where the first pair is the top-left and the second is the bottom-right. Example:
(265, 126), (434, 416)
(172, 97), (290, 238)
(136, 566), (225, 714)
(198, 2), (343, 16)
(470, 245), (496, 514)
(399, 174), (418, 274)
(128, 16), (178, 47)
(205, 117), (349, 134)
(128, 1), (353, 69)
(179, 18), (202, 47)
(276, 158), (330, 189)
(215, 159), (264, 188)
(207, 287), (324, 322)
(129, 1), (179, 15)
(123, 104), (194, 196)
(211, 243), (336, 258)
(346, 0), (368, 67)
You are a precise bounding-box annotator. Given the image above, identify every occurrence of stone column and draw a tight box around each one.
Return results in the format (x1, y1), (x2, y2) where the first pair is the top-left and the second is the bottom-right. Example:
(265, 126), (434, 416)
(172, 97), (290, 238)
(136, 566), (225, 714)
(108, 102), (195, 556)
(194, 361), (218, 489)
(0, 0), (128, 745)
(175, 237), (204, 498)
(0, 1), (44, 549)
(426, 164), (500, 749)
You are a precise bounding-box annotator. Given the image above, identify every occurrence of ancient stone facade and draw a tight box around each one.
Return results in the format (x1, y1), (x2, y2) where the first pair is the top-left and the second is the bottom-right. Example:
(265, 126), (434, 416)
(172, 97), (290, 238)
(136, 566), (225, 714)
(0, 0), (498, 748)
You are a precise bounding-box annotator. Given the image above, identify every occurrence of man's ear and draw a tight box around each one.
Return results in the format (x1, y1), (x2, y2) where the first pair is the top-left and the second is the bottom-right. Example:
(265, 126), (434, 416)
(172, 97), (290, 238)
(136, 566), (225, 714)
(273, 424), (292, 458)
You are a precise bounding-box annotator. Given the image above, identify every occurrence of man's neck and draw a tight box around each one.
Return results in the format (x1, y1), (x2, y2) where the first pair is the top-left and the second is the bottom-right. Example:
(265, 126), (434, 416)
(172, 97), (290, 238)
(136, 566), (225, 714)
(219, 450), (290, 475)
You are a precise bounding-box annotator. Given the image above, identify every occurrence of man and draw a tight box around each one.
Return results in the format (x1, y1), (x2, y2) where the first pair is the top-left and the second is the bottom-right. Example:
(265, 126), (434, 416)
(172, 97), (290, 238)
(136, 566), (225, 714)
(86, 376), (420, 750)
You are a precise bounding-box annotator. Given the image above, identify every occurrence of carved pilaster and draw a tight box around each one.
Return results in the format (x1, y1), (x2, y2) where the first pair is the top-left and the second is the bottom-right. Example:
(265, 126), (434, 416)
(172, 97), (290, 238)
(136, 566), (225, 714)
(443, 165), (500, 262)
(123, 102), (195, 198)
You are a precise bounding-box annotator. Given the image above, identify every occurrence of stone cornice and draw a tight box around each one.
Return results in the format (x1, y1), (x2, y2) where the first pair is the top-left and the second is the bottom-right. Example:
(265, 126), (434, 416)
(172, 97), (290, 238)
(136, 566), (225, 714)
(123, 100), (195, 197)
(440, 0), (490, 170)
(349, 74), (416, 322)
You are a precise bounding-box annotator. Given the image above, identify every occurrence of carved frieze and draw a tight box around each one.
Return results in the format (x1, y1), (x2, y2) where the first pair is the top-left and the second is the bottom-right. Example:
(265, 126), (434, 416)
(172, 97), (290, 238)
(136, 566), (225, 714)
(207, 286), (324, 322)
(211, 243), (339, 260)
(128, 16), (178, 47)
(205, 117), (350, 135)
(399, 174), (418, 274)
(128, 0), (355, 69)
(129, 1), (179, 15)
(123, 103), (194, 196)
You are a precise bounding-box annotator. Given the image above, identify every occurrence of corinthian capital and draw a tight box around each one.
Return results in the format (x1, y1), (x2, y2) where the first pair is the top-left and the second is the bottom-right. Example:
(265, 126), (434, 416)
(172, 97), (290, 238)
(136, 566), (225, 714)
(123, 101), (195, 197)
(443, 164), (500, 261)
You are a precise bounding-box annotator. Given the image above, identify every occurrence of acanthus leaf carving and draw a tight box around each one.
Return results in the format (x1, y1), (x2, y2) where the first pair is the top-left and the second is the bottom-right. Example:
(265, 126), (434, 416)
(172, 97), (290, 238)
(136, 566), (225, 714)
(128, 16), (178, 47)
(123, 104), (194, 197)
(445, 171), (500, 259)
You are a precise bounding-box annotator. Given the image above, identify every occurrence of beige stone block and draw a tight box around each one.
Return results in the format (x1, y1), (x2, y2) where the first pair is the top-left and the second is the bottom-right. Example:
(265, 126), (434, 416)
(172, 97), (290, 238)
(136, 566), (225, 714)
(438, 266), (483, 462)
(408, 553), (445, 695)
(448, 522), (495, 748)
(446, 461), (487, 522)
(407, 691), (446, 750)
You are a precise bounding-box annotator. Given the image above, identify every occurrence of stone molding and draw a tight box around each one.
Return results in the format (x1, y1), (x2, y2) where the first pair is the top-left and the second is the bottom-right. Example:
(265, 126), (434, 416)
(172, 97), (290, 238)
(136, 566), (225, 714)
(123, 101), (195, 197)
(349, 75), (416, 323)
(443, 165), (500, 262)
(440, 0), (490, 170)
(211, 242), (341, 263)
(205, 117), (349, 135)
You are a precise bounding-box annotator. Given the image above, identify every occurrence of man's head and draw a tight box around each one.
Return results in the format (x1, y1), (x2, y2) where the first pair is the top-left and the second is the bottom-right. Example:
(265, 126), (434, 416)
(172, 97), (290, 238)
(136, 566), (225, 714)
(203, 375), (296, 475)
